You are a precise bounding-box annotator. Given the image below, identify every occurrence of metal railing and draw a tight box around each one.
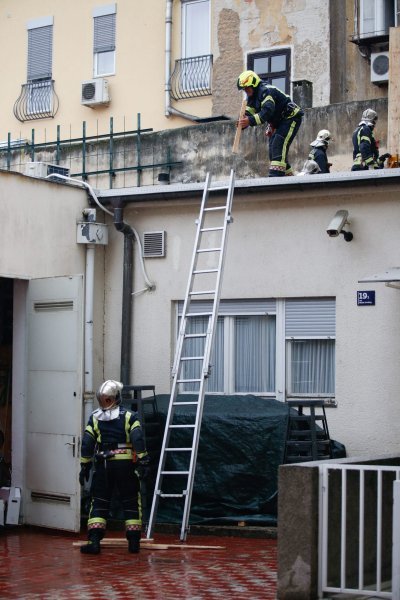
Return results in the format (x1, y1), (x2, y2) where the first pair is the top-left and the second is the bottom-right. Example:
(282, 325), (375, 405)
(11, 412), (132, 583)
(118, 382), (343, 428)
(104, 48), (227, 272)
(0, 115), (182, 189)
(169, 54), (212, 100)
(319, 464), (400, 598)
(13, 79), (59, 122)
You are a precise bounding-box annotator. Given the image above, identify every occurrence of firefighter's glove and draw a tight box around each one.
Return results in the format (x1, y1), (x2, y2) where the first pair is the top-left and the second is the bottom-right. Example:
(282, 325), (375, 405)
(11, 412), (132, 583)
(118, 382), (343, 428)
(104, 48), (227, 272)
(379, 153), (391, 162)
(136, 455), (150, 480)
(79, 463), (92, 486)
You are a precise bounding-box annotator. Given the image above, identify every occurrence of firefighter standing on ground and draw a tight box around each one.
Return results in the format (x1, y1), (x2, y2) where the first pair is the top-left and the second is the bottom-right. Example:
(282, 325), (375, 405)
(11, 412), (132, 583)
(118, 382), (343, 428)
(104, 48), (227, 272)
(236, 70), (303, 176)
(79, 379), (150, 555)
(351, 108), (390, 171)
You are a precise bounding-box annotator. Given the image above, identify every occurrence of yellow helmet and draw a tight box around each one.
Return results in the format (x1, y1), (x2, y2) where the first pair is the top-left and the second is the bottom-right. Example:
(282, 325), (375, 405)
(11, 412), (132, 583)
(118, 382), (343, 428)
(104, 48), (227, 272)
(237, 70), (261, 90)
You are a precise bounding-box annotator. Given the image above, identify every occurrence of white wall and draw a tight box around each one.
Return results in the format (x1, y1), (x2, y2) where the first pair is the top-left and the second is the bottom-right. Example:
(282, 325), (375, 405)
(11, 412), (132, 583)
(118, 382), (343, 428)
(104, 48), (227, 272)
(101, 177), (400, 457)
(0, 171), (106, 490)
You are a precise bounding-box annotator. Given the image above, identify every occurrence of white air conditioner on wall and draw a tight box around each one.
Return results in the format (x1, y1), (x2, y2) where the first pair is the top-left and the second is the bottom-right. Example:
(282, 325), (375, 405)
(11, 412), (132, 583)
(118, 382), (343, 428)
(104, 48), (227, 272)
(24, 162), (70, 179)
(81, 78), (110, 106)
(370, 51), (389, 84)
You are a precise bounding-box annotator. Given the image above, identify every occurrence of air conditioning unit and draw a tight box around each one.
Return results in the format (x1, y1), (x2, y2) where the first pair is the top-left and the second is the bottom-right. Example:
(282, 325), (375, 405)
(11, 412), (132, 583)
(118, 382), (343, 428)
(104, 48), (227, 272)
(370, 51), (389, 84)
(24, 162), (70, 179)
(81, 78), (110, 106)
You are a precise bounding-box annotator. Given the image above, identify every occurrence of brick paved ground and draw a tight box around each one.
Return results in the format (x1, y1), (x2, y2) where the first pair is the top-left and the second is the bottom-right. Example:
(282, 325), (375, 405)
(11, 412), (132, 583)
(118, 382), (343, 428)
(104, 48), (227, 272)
(0, 527), (277, 599)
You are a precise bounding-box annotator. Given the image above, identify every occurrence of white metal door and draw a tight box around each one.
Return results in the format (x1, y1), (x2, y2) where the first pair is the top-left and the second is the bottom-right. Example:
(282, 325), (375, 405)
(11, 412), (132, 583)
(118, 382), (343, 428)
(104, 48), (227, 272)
(25, 275), (84, 532)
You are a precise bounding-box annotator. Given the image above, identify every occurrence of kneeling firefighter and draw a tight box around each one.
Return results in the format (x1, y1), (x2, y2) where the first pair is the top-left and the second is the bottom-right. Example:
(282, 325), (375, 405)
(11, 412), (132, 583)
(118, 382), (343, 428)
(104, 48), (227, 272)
(79, 379), (150, 554)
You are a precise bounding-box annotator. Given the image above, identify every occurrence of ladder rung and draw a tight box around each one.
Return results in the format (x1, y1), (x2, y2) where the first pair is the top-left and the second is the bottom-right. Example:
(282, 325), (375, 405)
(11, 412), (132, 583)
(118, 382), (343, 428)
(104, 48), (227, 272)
(185, 312), (212, 317)
(184, 333), (207, 338)
(200, 227), (224, 232)
(193, 269), (218, 274)
(180, 356), (204, 361)
(159, 493), (186, 498)
(165, 447), (193, 452)
(169, 424), (195, 429)
(176, 378), (202, 383)
(197, 247), (221, 253)
(161, 470), (190, 475)
(209, 185), (229, 192)
(172, 401), (199, 406)
(190, 290), (216, 296)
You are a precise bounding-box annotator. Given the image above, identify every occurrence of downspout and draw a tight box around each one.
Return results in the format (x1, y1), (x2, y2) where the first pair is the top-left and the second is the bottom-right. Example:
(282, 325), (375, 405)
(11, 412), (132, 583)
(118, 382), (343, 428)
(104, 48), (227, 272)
(113, 207), (135, 386)
(165, 0), (201, 123)
(83, 242), (95, 423)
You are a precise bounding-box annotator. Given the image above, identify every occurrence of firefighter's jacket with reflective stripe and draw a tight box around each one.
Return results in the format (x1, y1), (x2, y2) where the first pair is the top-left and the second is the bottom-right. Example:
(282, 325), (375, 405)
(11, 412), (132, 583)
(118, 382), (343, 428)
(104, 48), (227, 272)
(245, 83), (299, 128)
(352, 123), (379, 168)
(308, 145), (330, 173)
(80, 406), (147, 464)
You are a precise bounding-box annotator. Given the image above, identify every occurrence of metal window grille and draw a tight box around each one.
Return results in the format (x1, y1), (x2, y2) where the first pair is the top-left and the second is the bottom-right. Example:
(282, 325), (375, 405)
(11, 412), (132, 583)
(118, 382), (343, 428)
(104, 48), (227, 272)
(169, 55), (212, 100)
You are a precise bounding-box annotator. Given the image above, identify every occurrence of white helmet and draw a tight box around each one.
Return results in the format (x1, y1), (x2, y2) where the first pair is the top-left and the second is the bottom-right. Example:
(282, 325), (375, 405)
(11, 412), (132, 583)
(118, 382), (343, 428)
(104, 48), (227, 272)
(96, 379), (123, 410)
(297, 159), (321, 176)
(360, 108), (378, 127)
(310, 129), (332, 147)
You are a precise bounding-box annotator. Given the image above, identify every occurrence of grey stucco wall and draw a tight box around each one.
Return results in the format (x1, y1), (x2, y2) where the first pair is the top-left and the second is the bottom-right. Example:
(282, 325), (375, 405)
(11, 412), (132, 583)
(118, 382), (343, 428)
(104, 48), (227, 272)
(156, 97), (389, 182)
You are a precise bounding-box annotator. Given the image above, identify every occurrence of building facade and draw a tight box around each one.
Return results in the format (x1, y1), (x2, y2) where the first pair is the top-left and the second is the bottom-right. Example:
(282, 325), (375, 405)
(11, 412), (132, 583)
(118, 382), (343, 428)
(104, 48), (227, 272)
(0, 0), (396, 145)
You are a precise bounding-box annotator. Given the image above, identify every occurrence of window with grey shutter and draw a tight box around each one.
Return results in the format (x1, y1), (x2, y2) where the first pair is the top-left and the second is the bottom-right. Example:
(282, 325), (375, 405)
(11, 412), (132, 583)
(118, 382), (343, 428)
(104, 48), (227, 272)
(93, 4), (116, 76)
(27, 24), (53, 81)
(94, 13), (116, 53)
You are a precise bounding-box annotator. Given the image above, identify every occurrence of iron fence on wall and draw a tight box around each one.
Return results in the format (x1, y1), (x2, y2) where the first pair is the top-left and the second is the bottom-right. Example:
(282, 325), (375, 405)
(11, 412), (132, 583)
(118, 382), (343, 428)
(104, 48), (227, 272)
(0, 114), (182, 189)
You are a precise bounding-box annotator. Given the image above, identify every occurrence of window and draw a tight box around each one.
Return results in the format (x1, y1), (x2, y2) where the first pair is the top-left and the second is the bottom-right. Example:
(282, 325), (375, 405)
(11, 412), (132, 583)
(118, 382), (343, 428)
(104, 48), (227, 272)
(247, 50), (291, 94)
(285, 298), (335, 397)
(182, 0), (210, 59)
(359, 0), (395, 38)
(93, 4), (116, 77)
(180, 0), (211, 92)
(177, 298), (335, 398)
(26, 17), (53, 115)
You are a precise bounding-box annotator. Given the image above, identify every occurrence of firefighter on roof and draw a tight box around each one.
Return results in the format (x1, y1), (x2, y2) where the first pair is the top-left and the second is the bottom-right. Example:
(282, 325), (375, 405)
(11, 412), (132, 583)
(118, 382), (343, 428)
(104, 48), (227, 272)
(236, 70), (303, 177)
(351, 108), (390, 171)
(308, 129), (332, 173)
(79, 379), (150, 554)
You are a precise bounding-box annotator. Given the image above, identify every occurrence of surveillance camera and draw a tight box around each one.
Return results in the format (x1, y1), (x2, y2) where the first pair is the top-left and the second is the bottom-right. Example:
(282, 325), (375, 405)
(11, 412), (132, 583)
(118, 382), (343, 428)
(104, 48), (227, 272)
(326, 210), (353, 241)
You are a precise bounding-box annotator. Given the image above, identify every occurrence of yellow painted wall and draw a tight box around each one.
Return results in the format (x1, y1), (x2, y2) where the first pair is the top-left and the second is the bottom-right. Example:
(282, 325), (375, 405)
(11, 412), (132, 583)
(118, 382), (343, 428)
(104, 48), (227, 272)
(0, 0), (212, 143)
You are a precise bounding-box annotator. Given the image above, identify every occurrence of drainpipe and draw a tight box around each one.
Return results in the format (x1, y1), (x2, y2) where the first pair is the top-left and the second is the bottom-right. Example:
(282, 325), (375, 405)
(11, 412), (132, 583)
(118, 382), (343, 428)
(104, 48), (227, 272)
(165, 0), (200, 123)
(113, 207), (135, 386)
(83, 242), (95, 424)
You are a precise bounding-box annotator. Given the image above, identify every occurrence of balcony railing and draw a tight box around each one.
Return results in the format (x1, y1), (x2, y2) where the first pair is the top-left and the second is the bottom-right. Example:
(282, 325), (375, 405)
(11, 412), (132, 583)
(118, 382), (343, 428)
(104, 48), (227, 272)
(169, 54), (212, 100)
(13, 79), (59, 122)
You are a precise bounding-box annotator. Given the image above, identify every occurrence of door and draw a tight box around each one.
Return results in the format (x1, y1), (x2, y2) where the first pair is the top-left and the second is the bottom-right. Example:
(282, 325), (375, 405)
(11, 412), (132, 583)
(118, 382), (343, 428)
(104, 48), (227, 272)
(24, 275), (84, 532)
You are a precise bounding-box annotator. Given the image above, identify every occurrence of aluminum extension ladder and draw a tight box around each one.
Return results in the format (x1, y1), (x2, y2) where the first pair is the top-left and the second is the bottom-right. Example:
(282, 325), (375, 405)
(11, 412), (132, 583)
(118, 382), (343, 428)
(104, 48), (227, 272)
(146, 169), (235, 541)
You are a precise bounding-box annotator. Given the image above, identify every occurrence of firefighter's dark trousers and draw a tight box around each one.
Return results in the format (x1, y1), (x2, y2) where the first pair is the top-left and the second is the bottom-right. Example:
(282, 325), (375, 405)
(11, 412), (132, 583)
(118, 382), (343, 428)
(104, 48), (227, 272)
(86, 459), (142, 537)
(269, 114), (303, 176)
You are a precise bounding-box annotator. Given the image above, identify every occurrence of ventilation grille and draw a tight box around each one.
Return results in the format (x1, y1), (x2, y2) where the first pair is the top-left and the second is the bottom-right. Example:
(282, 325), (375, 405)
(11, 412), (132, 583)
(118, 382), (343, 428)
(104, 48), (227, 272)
(34, 300), (74, 312)
(143, 231), (166, 257)
(31, 491), (71, 504)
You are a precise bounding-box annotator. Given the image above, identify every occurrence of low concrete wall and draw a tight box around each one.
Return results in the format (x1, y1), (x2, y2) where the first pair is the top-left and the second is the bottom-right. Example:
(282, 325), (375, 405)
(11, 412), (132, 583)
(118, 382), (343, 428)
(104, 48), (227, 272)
(0, 98), (388, 190)
(277, 454), (400, 599)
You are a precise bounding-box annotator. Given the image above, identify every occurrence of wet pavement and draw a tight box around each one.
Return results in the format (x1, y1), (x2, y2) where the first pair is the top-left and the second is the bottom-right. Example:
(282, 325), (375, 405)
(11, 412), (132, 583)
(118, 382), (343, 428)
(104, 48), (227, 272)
(0, 526), (277, 599)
